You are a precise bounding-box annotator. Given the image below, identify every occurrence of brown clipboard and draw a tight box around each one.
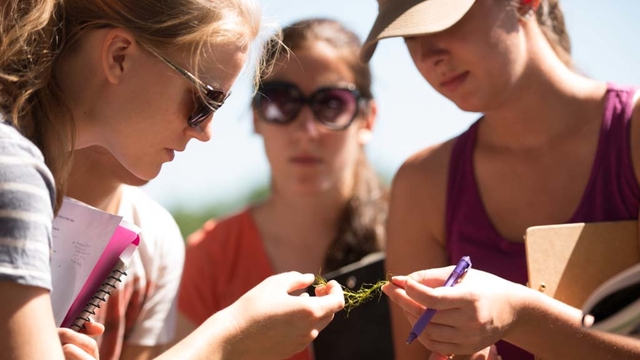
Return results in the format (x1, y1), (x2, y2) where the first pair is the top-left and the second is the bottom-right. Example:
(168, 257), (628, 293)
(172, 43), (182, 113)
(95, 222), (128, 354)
(525, 220), (640, 309)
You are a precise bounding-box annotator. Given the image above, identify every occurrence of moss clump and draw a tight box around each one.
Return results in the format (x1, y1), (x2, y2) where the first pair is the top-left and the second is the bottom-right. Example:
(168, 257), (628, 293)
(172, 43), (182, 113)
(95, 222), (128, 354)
(313, 274), (388, 315)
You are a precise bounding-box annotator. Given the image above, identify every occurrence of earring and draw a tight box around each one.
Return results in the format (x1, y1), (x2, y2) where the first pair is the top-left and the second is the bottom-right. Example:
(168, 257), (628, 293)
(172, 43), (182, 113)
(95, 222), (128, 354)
(521, 9), (534, 20)
(519, 0), (540, 19)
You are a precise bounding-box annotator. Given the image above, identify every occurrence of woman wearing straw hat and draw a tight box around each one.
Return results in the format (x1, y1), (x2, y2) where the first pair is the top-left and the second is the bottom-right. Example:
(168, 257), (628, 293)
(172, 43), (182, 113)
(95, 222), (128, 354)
(363, 0), (640, 359)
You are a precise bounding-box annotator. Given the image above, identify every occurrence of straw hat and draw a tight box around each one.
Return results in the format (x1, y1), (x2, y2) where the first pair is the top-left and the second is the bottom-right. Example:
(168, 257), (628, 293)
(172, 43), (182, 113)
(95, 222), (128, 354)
(361, 0), (476, 62)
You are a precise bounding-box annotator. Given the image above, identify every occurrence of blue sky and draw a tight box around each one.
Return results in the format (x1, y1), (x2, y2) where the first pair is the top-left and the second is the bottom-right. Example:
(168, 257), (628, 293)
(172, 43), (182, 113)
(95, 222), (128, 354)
(142, 1), (640, 211)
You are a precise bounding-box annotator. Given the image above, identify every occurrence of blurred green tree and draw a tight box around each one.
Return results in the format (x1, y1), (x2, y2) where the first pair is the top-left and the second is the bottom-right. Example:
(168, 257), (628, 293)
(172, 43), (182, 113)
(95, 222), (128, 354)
(171, 183), (270, 239)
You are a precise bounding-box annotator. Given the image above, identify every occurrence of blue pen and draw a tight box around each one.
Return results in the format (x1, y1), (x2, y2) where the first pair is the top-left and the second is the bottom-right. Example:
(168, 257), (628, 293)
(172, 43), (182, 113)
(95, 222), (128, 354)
(406, 256), (472, 345)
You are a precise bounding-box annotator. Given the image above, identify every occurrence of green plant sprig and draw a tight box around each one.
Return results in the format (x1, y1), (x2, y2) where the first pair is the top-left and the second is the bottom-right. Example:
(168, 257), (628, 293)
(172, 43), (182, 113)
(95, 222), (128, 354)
(313, 274), (389, 315)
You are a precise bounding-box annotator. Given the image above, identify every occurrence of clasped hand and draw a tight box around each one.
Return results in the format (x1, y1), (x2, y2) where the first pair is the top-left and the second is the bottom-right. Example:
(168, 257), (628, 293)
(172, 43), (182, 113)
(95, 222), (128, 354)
(58, 320), (104, 359)
(217, 271), (345, 360)
(383, 266), (525, 356)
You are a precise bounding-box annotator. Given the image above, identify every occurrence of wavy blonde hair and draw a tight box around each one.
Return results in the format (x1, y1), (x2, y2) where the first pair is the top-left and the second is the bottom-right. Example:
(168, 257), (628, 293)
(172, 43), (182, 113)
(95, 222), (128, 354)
(0, 0), (262, 211)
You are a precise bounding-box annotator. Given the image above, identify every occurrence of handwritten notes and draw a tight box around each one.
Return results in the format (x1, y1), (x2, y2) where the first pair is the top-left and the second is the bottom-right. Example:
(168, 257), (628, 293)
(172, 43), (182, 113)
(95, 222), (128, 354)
(49, 198), (122, 326)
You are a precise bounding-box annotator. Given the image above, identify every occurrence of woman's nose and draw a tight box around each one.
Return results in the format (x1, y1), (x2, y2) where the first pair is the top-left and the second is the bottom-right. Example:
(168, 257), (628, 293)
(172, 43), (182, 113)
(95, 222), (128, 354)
(417, 35), (448, 67)
(294, 107), (320, 139)
(188, 115), (213, 142)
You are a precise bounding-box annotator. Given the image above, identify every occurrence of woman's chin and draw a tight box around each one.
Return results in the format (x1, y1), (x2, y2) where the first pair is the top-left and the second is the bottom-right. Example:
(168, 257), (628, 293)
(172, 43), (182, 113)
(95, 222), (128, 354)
(130, 163), (163, 182)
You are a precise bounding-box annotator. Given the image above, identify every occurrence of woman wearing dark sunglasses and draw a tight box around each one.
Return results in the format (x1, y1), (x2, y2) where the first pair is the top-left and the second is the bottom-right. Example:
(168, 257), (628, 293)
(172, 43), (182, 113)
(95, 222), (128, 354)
(178, 18), (389, 360)
(0, 1), (345, 359)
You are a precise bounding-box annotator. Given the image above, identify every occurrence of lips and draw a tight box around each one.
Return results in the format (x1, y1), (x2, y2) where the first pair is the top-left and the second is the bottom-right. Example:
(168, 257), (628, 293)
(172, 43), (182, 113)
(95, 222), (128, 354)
(165, 148), (175, 161)
(165, 146), (186, 160)
(440, 71), (469, 92)
(289, 155), (322, 165)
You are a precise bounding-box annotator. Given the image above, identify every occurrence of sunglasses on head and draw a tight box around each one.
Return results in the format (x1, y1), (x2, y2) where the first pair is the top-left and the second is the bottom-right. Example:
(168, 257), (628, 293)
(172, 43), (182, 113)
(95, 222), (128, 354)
(145, 46), (230, 128)
(252, 81), (366, 131)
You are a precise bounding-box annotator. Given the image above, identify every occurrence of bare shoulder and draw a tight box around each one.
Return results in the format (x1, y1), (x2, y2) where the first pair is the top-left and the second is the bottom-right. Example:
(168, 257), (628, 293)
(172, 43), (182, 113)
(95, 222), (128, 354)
(392, 137), (457, 199)
(389, 138), (458, 248)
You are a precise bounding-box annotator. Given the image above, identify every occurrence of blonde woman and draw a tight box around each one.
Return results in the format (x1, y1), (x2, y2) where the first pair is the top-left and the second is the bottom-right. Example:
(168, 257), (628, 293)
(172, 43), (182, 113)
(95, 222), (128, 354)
(0, 1), (343, 359)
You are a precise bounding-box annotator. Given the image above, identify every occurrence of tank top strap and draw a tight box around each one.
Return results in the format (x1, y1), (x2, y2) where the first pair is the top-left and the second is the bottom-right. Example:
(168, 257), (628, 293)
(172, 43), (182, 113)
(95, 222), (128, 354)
(603, 83), (637, 185)
(446, 120), (480, 232)
(571, 83), (640, 221)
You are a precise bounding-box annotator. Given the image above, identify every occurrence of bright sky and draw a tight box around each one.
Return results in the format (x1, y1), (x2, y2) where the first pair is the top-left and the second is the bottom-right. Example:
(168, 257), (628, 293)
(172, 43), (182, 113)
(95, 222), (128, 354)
(142, 1), (640, 211)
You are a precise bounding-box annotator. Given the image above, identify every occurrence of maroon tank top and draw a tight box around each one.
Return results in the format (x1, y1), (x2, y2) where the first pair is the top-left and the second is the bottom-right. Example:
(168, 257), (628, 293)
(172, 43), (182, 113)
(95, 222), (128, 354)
(445, 84), (640, 359)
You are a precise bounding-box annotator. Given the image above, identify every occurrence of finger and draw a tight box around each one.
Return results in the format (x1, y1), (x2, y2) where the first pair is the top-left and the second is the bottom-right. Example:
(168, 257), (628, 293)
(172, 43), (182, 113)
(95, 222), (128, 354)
(299, 292), (310, 298)
(271, 271), (315, 293)
(322, 280), (343, 296)
(383, 282), (426, 318)
(419, 321), (459, 343)
(79, 320), (104, 337)
(308, 281), (345, 313)
(404, 278), (468, 310)
(314, 282), (331, 297)
(314, 312), (336, 333)
(489, 345), (498, 355)
(488, 345), (500, 360)
(58, 328), (99, 359)
(403, 308), (420, 326)
(62, 344), (96, 360)
(312, 279), (343, 298)
(390, 275), (408, 289)
(407, 267), (457, 287)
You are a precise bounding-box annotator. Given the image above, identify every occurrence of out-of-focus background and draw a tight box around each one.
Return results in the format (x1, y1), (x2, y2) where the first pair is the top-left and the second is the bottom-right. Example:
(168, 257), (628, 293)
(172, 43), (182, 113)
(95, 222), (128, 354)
(142, 1), (640, 237)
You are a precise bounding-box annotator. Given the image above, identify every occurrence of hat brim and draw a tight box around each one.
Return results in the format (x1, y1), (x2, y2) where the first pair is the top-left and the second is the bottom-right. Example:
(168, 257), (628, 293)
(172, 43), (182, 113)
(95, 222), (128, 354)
(361, 0), (475, 62)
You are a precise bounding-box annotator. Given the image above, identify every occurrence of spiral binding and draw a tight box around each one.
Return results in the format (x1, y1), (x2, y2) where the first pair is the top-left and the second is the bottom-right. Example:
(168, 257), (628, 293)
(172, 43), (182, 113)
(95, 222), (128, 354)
(70, 264), (128, 331)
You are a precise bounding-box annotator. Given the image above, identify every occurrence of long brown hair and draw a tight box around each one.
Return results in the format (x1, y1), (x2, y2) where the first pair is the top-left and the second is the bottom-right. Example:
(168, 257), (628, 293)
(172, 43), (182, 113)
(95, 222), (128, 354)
(258, 18), (388, 273)
(0, 0), (70, 211)
(0, 0), (261, 212)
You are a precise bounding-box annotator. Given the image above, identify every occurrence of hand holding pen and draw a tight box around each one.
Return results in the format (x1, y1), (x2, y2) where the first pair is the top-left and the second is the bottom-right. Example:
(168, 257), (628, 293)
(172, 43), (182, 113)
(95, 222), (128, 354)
(407, 256), (472, 344)
(383, 259), (527, 356)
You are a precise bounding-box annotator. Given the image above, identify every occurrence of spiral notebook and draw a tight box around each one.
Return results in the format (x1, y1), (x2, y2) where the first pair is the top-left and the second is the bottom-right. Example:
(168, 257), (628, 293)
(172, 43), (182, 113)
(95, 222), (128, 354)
(50, 197), (140, 329)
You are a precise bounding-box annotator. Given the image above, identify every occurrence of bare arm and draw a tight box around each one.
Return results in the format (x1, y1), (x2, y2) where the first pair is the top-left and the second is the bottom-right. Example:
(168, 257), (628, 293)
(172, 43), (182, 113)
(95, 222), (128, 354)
(0, 281), (65, 360)
(156, 272), (345, 360)
(173, 313), (198, 345)
(386, 143), (452, 359)
(385, 265), (640, 359)
(120, 345), (167, 360)
(508, 287), (640, 359)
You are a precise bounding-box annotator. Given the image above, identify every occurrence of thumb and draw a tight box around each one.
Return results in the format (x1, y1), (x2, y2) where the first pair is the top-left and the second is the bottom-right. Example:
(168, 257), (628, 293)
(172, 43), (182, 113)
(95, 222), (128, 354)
(80, 319), (104, 337)
(270, 271), (316, 293)
(308, 280), (345, 313)
(409, 266), (457, 288)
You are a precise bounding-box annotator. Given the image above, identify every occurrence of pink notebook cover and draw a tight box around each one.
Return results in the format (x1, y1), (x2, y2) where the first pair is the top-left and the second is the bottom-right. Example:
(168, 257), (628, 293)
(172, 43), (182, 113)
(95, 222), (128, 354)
(61, 224), (140, 328)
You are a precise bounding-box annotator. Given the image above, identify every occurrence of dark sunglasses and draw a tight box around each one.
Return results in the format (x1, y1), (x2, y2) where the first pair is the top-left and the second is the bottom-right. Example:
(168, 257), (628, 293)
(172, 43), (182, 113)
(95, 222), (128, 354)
(146, 46), (230, 128)
(252, 81), (366, 131)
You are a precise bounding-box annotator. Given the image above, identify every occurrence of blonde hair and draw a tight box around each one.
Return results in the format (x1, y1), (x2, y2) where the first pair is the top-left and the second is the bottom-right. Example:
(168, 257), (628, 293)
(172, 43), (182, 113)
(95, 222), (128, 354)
(511, 0), (572, 67)
(534, 0), (572, 68)
(0, 0), (261, 211)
